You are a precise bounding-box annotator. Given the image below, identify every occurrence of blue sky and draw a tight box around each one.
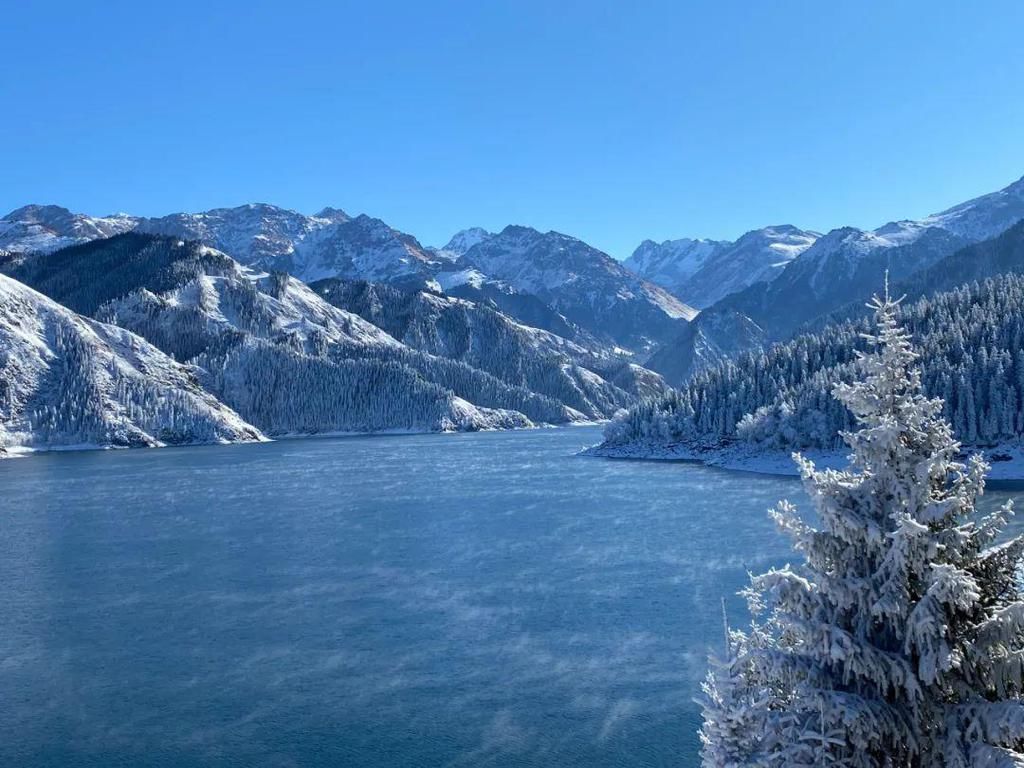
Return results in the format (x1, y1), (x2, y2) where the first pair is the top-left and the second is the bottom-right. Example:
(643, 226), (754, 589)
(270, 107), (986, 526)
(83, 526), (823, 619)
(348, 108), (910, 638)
(4, 1), (1023, 258)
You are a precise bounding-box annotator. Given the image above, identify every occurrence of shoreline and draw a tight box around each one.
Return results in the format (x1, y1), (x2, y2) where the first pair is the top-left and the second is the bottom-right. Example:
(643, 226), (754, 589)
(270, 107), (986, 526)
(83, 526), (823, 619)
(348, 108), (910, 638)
(0, 419), (609, 460)
(583, 440), (1024, 482)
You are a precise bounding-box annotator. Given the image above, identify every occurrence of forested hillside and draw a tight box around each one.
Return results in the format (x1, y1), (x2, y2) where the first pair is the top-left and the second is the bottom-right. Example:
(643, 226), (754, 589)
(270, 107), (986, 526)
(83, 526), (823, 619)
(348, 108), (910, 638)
(603, 274), (1024, 453)
(5, 234), (653, 440)
(0, 274), (263, 452)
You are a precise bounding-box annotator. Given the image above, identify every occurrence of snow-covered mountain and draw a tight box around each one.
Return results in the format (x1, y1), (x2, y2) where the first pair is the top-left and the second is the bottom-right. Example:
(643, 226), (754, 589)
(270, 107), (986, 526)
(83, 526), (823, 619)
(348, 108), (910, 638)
(681, 226), (819, 308)
(0, 273), (263, 453)
(625, 226), (818, 307)
(311, 278), (664, 416)
(1, 205), (693, 354)
(135, 204), (452, 286)
(921, 174), (1024, 241)
(712, 174), (1024, 340)
(717, 224), (966, 339)
(900, 218), (1024, 298)
(8, 233), (659, 437)
(455, 225), (697, 352)
(0, 205), (137, 255)
(4, 171), (1021, 398)
(435, 227), (493, 259)
(624, 237), (728, 297)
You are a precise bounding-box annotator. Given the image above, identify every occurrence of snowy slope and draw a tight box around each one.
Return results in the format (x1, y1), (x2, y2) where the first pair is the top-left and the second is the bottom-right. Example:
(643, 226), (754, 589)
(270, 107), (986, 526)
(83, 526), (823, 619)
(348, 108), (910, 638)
(618, 225), (819, 307)
(708, 177), (1024, 340)
(922, 173), (1024, 241)
(10, 234), (587, 432)
(624, 237), (729, 296)
(0, 273), (263, 453)
(433, 227), (493, 259)
(717, 224), (967, 339)
(681, 226), (819, 307)
(453, 225), (697, 352)
(624, 226), (819, 307)
(101, 273), (537, 435)
(311, 278), (664, 419)
(136, 205), (452, 286)
(0, 205), (138, 255)
(643, 309), (767, 387)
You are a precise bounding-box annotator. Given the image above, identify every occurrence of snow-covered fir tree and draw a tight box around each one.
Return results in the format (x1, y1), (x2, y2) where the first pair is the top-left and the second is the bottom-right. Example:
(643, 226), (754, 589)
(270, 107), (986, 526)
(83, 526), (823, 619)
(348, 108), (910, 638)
(701, 290), (1024, 766)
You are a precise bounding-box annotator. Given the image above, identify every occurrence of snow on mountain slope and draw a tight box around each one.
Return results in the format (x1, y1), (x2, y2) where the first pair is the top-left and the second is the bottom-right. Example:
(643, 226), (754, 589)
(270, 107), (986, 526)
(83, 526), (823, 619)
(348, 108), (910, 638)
(681, 226), (819, 307)
(922, 173), (1024, 241)
(454, 225), (697, 352)
(624, 237), (729, 296)
(135, 204), (328, 270)
(11, 234), (584, 432)
(624, 226), (819, 307)
(717, 225), (967, 340)
(0, 273), (263, 453)
(709, 174), (1024, 340)
(311, 278), (663, 419)
(434, 227), (493, 259)
(136, 205), (451, 286)
(99, 273), (541, 434)
(898, 218), (1024, 298)
(0, 205), (137, 255)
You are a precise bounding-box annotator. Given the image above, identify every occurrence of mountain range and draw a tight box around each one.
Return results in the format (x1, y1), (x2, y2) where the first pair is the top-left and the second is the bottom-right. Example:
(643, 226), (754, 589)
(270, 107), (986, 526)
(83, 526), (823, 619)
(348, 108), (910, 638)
(641, 173), (1024, 385)
(2, 171), (1024, 453)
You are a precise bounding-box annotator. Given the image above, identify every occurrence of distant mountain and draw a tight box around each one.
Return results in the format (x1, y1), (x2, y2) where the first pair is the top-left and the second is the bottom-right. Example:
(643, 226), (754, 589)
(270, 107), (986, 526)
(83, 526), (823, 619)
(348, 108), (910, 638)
(0, 273), (262, 453)
(435, 227), (492, 258)
(443, 278), (593, 345)
(0, 204), (137, 255)
(624, 226), (818, 307)
(135, 204), (452, 286)
(710, 175), (1024, 340)
(681, 226), (819, 308)
(899, 218), (1024, 298)
(718, 225), (966, 339)
(455, 225), (697, 352)
(1, 204), (690, 356)
(624, 237), (728, 298)
(920, 175), (1024, 241)
(643, 309), (767, 388)
(5, 171), (1022, 378)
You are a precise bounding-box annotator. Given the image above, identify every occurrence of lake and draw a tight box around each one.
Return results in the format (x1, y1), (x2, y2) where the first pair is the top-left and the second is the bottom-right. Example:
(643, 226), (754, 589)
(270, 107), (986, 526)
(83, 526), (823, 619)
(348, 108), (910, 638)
(1, 426), (1020, 767)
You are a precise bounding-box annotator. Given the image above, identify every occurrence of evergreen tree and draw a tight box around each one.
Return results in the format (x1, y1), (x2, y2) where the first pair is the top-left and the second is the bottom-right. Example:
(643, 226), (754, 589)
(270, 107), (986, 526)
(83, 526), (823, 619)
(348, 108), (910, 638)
(703, 291), (1024, 766)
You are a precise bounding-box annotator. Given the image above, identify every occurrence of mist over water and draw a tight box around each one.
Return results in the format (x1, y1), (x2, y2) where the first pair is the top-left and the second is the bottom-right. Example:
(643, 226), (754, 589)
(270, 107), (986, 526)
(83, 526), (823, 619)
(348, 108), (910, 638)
(1, 427), (1019, 767)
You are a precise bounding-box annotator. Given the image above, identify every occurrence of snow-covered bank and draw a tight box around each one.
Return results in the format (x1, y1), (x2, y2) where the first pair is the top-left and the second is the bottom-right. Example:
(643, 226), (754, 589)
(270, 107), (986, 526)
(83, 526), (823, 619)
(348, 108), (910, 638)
(584, 439), (1024, 481)
(0, 417), (596, 460)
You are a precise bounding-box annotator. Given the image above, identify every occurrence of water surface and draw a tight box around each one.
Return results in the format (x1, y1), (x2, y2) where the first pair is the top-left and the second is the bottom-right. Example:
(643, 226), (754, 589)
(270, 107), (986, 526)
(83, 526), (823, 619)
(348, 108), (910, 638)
(1, 427), (1019, 766)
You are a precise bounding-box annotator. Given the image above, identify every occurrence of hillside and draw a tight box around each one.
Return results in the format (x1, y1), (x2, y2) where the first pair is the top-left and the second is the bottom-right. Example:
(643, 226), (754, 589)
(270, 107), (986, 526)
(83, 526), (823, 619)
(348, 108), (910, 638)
(7, 234), (650, 437)
(0, 273), (263, 453)
(599, 273), (1024, 462)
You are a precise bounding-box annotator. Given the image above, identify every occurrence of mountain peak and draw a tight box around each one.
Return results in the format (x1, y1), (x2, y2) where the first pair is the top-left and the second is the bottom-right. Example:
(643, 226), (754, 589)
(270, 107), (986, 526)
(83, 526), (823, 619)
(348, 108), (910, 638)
(440, 227), (492, 257)
(314, 206), (351, 222)
(2, 204), (74, 223)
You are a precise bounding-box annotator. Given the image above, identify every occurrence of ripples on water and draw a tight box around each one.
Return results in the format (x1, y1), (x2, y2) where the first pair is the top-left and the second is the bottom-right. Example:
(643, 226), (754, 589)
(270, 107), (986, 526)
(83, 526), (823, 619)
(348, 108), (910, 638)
(1, 427), (1020, 767)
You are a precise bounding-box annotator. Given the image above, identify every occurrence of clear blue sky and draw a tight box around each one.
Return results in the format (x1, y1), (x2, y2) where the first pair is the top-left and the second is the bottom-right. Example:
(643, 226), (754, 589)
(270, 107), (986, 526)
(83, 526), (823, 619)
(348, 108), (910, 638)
(4, 1), (1023, 258)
